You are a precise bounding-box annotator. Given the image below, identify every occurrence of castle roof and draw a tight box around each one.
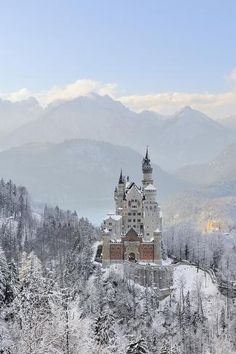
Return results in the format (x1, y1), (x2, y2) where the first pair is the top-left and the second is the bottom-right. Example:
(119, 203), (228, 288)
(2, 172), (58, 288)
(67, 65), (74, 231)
(104, 214), (122, 221)
(144, 184), (156, 191)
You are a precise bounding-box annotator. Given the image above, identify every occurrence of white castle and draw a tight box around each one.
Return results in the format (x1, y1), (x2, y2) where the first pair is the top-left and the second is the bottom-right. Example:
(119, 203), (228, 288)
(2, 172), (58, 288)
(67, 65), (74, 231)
(103, 147), (162, 242)
(101, 148), (173, 294)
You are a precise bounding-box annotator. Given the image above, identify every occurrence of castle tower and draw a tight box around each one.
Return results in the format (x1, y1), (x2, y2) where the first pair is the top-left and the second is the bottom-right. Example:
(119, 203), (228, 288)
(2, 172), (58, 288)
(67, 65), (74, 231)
(102, 229), (111, 267)
(142, 147), (153, 188)
(153, 228), (162, 264)
(115, 170), (126, 214)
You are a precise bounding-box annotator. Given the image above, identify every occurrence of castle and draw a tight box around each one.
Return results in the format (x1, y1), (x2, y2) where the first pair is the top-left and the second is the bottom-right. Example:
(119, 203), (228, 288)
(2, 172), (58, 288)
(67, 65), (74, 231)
(102, 148), (163, 267)
(101, 149), (173, 294)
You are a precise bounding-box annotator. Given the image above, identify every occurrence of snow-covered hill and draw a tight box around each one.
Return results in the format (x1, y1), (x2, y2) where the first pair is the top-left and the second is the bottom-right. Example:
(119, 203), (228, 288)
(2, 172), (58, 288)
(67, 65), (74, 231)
(176, 143), (236, 185)
(0, 139), (188, 221)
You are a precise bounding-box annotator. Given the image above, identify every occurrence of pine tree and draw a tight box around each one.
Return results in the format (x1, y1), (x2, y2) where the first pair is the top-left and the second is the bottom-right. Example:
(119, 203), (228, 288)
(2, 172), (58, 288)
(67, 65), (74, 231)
(0, 247), (9, 306)
(126, 338), (148, 354)
(94, 311), (116, 347)
(160, 339), (171, 354)
(220, 306), (226, 332)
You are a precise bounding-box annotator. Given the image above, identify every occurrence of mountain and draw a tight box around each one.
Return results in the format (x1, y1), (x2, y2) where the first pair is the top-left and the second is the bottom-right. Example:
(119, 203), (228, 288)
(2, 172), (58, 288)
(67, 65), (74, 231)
(154, 106), (236, 171)
(220, 114), (236, 131)
(163, 188), (236, 231)
(168, 143), (236, 229)
(1, 95), (235, 170)
(176, 144), (236, 185)
(0, 97), (42, 133)
(0, 139), (188, 221)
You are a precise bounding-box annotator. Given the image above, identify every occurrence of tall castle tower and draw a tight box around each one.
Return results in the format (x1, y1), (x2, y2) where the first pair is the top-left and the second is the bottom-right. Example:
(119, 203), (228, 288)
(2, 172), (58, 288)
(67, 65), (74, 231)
(142, 147), (153, 188)
(142, 148), (162, 240)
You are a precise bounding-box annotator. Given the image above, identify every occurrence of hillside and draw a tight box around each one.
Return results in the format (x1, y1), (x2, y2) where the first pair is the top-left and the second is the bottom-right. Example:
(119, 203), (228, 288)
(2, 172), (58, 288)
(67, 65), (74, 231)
(0, 97), (42, 133)
(220, 115), (236, 131)
(0, 139), (188, 220)
(176, 144), (236, 185)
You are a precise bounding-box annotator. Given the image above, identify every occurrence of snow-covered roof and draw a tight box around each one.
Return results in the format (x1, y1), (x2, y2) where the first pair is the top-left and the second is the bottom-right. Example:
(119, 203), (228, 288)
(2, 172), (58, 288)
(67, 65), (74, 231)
(104, 214), (122, 221)
(154, 227), (161, 233)
(144, 184), (156, 191)
(126, 182), (142, 194)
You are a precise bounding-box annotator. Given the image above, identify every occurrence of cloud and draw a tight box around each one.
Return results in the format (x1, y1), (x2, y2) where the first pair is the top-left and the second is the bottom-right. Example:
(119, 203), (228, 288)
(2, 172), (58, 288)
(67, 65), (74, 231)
(228, 68), (236, 84)
(0, 88), (32, 102)
(1, 69), (236, 119)
(118, 90), (236, 118)
(0, 80), (118, 106)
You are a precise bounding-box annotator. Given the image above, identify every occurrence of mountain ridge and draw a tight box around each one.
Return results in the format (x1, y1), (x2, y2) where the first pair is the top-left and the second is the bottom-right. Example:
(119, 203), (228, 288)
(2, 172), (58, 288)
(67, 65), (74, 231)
(1, 95), (235, 171)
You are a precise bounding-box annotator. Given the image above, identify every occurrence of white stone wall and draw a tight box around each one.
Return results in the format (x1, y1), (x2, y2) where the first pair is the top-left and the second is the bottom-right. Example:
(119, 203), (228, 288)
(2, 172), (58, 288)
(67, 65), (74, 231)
(104, 216), (122, 240)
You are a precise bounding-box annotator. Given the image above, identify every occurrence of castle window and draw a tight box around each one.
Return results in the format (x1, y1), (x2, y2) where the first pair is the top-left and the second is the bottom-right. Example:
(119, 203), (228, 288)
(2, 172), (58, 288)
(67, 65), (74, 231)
(133, 213), (136, 216)
(138, 219), (141, 222)
(138, 212), (141, 216)
(133, 219), (135, 222)
(109, 222), (112, 226)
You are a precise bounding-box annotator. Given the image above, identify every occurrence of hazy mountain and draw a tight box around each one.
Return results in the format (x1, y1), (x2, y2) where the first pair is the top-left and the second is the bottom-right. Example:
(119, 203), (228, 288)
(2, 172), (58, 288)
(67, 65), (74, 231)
(176, 144), (236, 185)
(167, 142), (236, 229)
(1, 95), (235, 170)
(163, 188), (236, 231)
(220, 115), (236, 131)
(0, 139), (189, 221)
(154, 106), (236, 171)
(0, 97), (42, 133)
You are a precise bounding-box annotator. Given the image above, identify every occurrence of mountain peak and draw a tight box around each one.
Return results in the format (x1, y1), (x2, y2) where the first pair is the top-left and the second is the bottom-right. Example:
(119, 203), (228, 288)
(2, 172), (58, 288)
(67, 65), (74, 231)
(180, 105), (193, 113)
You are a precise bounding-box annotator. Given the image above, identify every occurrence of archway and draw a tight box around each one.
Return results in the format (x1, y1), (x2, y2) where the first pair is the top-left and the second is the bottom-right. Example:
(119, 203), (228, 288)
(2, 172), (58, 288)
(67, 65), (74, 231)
(128, 252), (136, 262)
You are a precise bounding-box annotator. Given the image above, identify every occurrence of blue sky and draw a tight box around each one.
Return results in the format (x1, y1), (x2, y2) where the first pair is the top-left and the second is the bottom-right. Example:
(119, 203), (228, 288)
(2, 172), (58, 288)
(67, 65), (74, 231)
(0, 0), (236, 117)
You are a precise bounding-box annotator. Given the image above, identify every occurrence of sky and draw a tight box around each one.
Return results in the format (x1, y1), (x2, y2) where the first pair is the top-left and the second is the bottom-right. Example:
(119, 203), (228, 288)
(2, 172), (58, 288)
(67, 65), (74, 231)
(0, 0), (236, 118)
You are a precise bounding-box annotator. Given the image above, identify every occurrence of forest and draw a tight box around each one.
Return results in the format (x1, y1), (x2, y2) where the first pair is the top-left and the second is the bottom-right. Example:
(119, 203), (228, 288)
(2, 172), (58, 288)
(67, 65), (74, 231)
(0, 179), (236, 354)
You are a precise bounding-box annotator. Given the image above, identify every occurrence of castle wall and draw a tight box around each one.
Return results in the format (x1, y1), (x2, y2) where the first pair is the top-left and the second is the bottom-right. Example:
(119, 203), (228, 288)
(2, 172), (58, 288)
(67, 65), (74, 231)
(110, 244), (124, 261)
(124, 262), (173, 297)
(139, 243), (154, 261)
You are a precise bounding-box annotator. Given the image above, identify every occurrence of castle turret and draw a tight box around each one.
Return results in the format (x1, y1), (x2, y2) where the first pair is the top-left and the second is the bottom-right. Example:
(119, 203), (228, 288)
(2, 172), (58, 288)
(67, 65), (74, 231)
(153, 228), (162, 264)
(102, 229), (111, 267)
(142, 147), (153, 188)
(116, 170), (126, 214)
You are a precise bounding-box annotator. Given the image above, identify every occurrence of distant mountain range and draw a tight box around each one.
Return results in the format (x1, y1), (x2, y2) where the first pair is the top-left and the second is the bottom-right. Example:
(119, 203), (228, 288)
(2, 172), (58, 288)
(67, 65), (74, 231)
(164, 144), (236, 229)
(1, 94), (235, 171)
(220, 115), (236, 131)
(0, 97), (42, 133)
(176, 144), (236, 185)
(0, 139), (189, 220)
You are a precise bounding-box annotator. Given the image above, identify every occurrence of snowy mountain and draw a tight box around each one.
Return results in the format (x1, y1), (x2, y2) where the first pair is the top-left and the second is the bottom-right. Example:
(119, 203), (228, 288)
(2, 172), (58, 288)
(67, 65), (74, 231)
(176, 143), (236, 185)
(220, 114), (236, 131)
(154, 106), (236, 171)
(0, 95), (234, 170)
(0, 139), (188, 220)
(0, 97), (42, 133)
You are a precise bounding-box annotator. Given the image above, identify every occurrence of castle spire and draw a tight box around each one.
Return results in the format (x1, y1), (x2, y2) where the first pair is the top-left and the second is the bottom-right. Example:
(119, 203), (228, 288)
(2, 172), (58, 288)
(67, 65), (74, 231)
(142, 147), (153, 188)
(145, 146), (149, 160)
(119, 169), (124, 184)
(142, 147), (152, 173)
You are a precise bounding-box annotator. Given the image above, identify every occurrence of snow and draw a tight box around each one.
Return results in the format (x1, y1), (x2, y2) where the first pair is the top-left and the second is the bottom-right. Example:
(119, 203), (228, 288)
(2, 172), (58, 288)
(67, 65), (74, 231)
(104, 213), (122, 221)
(144, 184), (156, 191)
(162, 257), (173, 266)
(173, 264), (218, 297)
